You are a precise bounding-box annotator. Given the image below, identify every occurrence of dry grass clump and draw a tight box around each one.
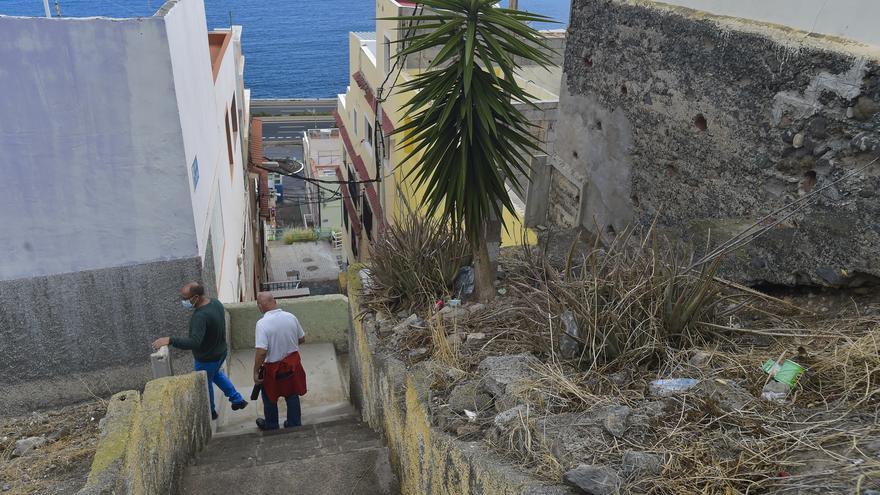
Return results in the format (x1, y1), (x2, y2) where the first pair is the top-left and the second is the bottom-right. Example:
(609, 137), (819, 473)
(365, 214), (470, 313)
(504, 228), (738, 369)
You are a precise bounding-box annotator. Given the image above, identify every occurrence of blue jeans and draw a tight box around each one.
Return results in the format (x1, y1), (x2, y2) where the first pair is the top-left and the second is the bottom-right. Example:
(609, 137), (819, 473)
(261, 388), (301, 429)
(193, 356), (244, 414)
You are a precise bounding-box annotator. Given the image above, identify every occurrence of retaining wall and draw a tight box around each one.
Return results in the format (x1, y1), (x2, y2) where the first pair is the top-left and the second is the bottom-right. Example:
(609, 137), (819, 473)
(0, 257), (202, 416)
(225, 294), (350, 351)
(547, 0), (880, 287)
(347, 270), (570, 495)
(77, 372), (211, 495)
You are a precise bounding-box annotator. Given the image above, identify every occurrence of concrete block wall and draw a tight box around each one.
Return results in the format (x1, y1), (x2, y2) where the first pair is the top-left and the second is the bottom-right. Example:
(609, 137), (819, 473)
(0, 257), (202, 416)
(549, 0), (880, 286)
(225, 294), (351, 352)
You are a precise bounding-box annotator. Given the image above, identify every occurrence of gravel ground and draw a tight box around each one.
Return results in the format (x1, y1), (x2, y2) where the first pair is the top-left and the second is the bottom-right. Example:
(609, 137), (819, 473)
(0, 401), (106, 495)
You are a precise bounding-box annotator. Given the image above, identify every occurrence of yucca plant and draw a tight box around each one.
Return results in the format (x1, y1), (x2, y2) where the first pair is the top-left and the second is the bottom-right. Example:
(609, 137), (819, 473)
(367, 213), (471, 312)
(392, 0), (555, 301)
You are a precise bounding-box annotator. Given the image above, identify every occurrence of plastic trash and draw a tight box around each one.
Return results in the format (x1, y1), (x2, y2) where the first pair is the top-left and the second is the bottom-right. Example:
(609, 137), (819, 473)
(464, 409), (477, 422)
(453, 266), (475, 298)
(448, 298), (462, 307)
(762, 359), (805, 386)
(761, 381), (791, 402)
(649, 378), (699, 397)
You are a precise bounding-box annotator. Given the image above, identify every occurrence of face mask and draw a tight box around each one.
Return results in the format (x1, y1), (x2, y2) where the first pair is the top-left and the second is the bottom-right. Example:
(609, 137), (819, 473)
(181, 299), (194, 309)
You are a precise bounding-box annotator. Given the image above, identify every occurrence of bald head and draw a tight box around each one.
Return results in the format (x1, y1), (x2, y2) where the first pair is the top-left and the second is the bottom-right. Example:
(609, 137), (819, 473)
(180, 281), (205, 299)
(257, 292), (277, 313)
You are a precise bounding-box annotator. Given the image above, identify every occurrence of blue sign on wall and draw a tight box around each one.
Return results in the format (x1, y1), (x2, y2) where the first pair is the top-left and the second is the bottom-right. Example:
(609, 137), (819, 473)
(191, 157), (199, 189)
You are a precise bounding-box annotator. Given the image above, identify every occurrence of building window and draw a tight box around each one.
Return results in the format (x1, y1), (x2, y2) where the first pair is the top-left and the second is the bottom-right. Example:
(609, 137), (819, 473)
(231, 94), (239, 134)
(383, 35), (392, 75)
(362, 200), (373, 241)
(364, 115), (373, 149)
(383, 136), (391, 161)
(211, 189), (226, 284)
(225, 109), (234, 173)
(353, 109), (359, 136)
(347, 165), (359, 209)
(351, 227), (359, 259)
(191, 157), (199, 189)
(364, 117), (373, 148)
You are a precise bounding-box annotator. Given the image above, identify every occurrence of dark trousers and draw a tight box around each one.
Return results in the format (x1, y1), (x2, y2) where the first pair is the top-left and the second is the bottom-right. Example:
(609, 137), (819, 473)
(261, 389), (301, 428)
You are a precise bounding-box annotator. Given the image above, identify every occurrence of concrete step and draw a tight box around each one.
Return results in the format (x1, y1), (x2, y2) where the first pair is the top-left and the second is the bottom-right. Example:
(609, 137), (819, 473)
(179, 418), (399, 495)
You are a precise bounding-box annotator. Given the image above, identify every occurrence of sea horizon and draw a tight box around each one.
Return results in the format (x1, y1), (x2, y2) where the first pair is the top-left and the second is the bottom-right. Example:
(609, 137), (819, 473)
(1, 0), (571, 99)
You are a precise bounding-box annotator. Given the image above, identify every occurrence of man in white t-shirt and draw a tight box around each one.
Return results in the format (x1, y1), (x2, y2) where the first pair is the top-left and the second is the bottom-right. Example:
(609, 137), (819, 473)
(253, 292), (306, 430)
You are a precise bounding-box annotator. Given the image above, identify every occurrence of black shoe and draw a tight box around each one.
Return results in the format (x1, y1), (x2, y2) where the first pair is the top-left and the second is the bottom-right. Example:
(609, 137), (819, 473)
(256, 418), (278, 431)
(231, 400), (248, 411)
(211, 411), (218, 421)
(283, 421), (301, 428)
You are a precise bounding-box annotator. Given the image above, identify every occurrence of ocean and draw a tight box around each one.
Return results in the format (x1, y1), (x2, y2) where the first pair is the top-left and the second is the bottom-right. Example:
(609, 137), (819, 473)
(1, 0), (571, 98)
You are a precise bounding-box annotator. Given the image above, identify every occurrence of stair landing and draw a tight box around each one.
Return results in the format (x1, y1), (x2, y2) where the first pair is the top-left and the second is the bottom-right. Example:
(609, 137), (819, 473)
(216, 343), (353, 436)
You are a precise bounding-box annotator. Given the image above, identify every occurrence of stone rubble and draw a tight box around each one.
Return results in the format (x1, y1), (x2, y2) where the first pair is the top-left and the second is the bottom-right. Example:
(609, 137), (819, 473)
(447, 381), (494, 413)
(13, 435), (46, 457)
(563, 464), (621, 495)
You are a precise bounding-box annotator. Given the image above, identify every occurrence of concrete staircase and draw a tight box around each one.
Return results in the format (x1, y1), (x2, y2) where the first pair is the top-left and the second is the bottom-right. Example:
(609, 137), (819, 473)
(177, 343), (399, 494)
(178, 419), (398, 494)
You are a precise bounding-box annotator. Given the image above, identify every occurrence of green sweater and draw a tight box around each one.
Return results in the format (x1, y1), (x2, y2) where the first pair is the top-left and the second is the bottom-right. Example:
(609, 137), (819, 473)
(170, 298), (228, 362)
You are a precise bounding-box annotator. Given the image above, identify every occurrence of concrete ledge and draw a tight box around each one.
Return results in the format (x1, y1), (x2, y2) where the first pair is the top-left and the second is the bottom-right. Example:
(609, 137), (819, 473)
(78, 372), (211, 494)
(347, 269), (570, 495)
(225, 294), (350, 352)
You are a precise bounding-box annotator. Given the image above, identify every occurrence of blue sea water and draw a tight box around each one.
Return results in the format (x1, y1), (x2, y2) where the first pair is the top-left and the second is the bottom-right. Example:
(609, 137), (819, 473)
(1, 0), (571, 98)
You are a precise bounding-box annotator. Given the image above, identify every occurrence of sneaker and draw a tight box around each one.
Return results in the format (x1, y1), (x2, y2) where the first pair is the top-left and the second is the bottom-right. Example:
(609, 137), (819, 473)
(256, 418), (278, 431)
(211, 411), (218, 421)
(231, 400), (248, 411)
(283, 420), (301, 428)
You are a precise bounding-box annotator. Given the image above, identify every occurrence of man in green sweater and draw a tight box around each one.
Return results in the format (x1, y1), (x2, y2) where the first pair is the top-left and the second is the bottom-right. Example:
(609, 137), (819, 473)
(152, 282), (248, 420)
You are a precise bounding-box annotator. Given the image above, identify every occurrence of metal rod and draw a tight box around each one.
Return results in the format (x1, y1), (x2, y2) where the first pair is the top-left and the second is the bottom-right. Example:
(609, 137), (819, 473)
(42, 0), (51, 17)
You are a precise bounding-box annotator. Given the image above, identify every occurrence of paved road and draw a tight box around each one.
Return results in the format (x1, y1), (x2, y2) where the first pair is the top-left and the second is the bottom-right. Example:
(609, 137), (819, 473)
(253, 99), (337, 140)
(251, 99), (337, 117)
(262, 119), (335, 141)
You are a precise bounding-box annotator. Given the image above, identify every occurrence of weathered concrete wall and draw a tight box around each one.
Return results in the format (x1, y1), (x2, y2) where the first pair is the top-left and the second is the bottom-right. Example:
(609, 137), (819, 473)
(0, 257), (202, 415)
(225, 294), (350, 352)
(78, 372), (211, 495)
(347, 270), (570, 495)
(549, 0), (880, 286)
(652, 0), (880, 47)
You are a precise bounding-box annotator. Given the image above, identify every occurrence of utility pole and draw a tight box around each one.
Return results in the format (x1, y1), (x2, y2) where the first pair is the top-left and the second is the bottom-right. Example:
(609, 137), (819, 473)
(509, 0), (518, 10)
(42, 0), (51, 17)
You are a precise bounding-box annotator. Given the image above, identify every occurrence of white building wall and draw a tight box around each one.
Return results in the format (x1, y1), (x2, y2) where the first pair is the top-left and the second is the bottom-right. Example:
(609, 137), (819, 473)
(163, 1), (248, 302)
(650, 0), (880, 47)
(211, 37), (248, 302)
(0, 14), (196, 281)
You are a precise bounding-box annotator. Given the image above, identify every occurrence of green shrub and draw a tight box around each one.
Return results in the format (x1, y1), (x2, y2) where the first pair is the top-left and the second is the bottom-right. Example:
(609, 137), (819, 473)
(282, 228), (317, 244)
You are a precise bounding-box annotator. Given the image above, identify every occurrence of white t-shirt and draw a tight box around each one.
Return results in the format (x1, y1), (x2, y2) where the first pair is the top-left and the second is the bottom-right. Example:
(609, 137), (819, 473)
(255, 309), (306, 363)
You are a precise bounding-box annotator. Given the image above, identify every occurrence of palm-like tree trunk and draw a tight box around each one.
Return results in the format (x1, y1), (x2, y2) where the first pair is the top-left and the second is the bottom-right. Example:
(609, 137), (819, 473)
(472, 223), (496, 301)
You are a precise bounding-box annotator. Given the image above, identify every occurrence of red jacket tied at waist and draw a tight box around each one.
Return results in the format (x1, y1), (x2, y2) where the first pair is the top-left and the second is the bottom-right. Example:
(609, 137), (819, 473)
(262, 351), (307, 402)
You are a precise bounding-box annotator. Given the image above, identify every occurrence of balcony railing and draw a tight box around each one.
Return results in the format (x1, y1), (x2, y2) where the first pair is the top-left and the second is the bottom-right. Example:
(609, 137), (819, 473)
(261, 279), (301, 292)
